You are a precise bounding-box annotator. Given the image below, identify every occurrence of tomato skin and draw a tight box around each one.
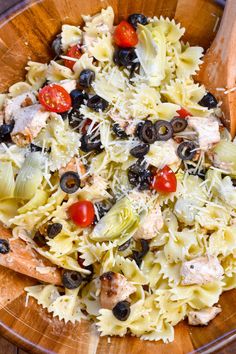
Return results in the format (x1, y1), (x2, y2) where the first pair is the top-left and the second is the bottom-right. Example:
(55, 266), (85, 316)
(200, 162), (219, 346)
(64, 45), (82, 70)
(68, 200), (95, 227)
(81, 118), (92, 134)
(39, 84), (72, 113)
(113, 21), (138, 47)
(151, 166), (177, 193)
(177, 107), (192, 118)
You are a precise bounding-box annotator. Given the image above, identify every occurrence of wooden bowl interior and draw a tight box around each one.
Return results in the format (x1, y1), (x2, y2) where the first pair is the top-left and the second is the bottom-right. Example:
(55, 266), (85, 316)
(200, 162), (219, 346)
(0, 1), (235, 353)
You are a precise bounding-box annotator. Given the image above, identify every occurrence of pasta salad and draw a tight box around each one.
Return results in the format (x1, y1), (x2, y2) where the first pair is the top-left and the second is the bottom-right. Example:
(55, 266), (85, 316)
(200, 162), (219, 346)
(0, 6), (236, 343)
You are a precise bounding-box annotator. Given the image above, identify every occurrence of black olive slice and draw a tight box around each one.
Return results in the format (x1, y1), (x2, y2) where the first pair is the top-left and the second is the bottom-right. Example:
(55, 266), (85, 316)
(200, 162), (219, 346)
(60, 171), (81, 194)
(79, 69), (95, 88)
(130, 143), (150, 158)
(112, 301), (131, 321)
(128, 14), (148, 29)
(170, 117), (188, 133)
(70, 90), (88, 109)
(62, 270), (83, 289)
(0, 239), (10, 254)
(118, 239), (131, 252)
(87, 95), (109, 112)
(198, 92), (218, 109)
(113, 47), (138, 67)
(112, 123), (128, 139)
(138, 120), (156, 144)
(80, 134), (102, 152)
(51, 35), (62, 57)
(177, 141), (197, 160)
(154, 120), (173, 141)
(47, 223), (63, 239)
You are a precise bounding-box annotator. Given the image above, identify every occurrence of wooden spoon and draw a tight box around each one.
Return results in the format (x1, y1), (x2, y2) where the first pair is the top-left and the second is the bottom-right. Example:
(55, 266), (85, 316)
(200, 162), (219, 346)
(0, 225), (62, 285)
(196, 0), (236, 136)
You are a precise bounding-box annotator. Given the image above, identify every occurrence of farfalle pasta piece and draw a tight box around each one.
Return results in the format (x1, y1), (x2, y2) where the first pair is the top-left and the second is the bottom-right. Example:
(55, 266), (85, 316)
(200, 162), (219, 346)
(34, 114), (81, 171)
(175, 44), (203, 79)
(61, 25), (82, 51)
(8, 82), (32, 97)
(148, 17), (185, 44)
(47, 61), (74, 82)
(49, 288), (85, 323)
(26, 61), (48, 89)
(89, 33), (114, 62)
(25, 284), (60, 308)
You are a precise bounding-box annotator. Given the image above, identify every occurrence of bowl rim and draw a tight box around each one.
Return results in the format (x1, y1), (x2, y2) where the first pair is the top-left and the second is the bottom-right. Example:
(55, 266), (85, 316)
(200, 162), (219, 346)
(0, 1), (236, 353)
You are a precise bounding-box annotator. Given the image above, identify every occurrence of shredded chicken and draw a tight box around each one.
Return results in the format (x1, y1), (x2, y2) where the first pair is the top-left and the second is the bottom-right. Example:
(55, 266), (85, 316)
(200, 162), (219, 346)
(188, 116), (220, 151)
(180, 256), (224, 285)
(100, 271), (136, 309)
(4, 92), (37, 123)
(133, 204), (163, 240)
(188, 306), (221, 326)
(11, 104), (50, 147)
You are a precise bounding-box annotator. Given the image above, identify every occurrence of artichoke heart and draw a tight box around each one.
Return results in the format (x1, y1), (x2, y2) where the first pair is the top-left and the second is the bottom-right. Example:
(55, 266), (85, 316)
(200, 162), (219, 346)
(14, 152), (45, 200)
(92, 197), (140, 241)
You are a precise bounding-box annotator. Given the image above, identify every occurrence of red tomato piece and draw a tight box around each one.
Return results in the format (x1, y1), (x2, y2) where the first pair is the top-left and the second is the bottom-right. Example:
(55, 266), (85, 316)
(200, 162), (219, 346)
(68, 200), (95, 227)
(81, 118), (93, 134)
(39, 84), (72, 113)
(113, 20), (138, 47)
(177, 107), (192, 118)
(151, 165), (177, 193)
(64, 44), (82, 70)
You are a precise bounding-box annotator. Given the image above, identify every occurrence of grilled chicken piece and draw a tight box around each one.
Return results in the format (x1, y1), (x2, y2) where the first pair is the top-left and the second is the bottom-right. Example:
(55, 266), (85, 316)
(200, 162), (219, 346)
(188, 116), (220, 151)
(188, 306), (221, 326)
(100, 271), (136, 309)
(4, 92), (37, 123)
(0, 225), (62, 285)
(181, 256), (224, 285)
(11, 104), (49, 146)
(133, 204), (163, 240)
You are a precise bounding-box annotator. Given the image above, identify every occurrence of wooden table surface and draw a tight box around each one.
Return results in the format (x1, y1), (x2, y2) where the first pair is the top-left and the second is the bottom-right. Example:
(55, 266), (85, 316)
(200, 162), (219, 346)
(0, 0), (235, 353)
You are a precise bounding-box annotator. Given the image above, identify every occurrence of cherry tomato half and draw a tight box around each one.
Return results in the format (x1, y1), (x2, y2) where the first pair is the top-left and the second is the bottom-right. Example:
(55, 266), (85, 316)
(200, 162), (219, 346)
(113, 20), (138, 47)
(64, 44), (82, 70)
(177, 107), (192, 118)
(151, 165), (177, 193)
(68, 200), (95, 227)
(81, 118), (93, 134)
(39, 84), (72, 113)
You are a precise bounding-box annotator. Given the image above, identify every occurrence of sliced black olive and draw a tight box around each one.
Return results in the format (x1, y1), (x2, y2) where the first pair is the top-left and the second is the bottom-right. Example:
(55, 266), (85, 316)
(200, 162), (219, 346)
(128, 160), (152, 190)
(186, 163), (205, 179)
(59, 111), (69, 120)
(0, 122), (15, 142)
(170, 117), (188, 133)
(154, 120), (173, 141)
(70, 90), (88, 109)
(34, 231), (47, 247)
(128, 13), (148, 29)
(100, 271), (115, 281)
(112, 301), (131, 321)
(51, 34), (62, 57)
(60, 171), (81, 194)
(30, 144), (43, 152)
(47, 223), (63, 238)
(62, 270), (83, 289)
(112, 123), (128, 139)
(79, 69), (95, 88)
(118, 238), (131, 252)
(0, 239), (10, 254)
(135, 122), (144, 137)
(113, 47), (138, 67)
(68, 109), (84, 130)
(177, 141), (197, 160)
(138, 120), (156, 144)
(80, 134), (102, 153)
(129, 62), (140, 81)
(198, 92), (218, 109)
(87, 95), (109, 112)
(132, 239), (149, 267)
(94, 203), (110, 224)
(231, 178), (236, 187)
(130, 143), (150, 158)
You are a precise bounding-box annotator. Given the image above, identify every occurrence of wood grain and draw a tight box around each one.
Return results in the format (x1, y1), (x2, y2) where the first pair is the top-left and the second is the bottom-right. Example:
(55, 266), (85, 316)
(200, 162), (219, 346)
(0, 0), (236, 353)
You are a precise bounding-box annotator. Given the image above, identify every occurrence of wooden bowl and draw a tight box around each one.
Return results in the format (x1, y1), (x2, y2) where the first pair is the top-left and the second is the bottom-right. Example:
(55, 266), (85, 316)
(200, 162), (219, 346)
(0, 1), (236, 353)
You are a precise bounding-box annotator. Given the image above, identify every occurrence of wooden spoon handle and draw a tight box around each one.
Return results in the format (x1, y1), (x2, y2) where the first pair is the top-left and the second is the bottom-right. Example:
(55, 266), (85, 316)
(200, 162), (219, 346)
(197, 0), (236, 136)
